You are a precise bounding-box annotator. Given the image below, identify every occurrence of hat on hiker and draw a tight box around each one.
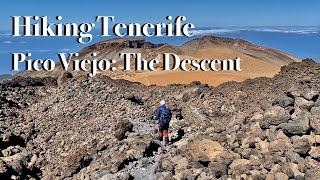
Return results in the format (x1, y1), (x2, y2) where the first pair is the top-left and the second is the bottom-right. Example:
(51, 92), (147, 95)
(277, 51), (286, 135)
(160, 100), (165, 105)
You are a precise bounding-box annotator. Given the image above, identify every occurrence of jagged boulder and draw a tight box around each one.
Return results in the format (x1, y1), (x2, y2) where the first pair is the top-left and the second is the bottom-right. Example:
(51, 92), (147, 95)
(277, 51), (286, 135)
(114, 119), (133, 140)
(316, 97), (320, 106)
(302, 90), (319, 101)
(295, 97), (314, 110)
(175, 157), (189, 171)
(186, 138), (239, 164)
(305, 166), (320, 180)
(278, 110), (311, 135)
(275, 172), (289, 180)
(262, 106), (290, 126)
(0, 152), (29, 176)
(208, 162), (227, 179)
(309, 146), (320, 159)
(291, 136), (311, 155)
(310, 107), (320, 134)
(273, 97), (294, 108)
(0, 159), (8, 175)
(1, 146), (24, 157)
(228, 159), (251, 174)
(269, 140), (292, 154)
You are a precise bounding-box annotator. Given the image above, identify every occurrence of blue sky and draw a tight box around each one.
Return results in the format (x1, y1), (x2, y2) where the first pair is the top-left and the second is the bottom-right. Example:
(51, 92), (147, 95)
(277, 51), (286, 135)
(1, 0), (320, 30)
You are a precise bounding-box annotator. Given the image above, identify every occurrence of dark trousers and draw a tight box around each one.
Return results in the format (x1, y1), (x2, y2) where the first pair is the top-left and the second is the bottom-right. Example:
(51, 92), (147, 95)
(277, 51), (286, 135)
(159, 123), (169, 139)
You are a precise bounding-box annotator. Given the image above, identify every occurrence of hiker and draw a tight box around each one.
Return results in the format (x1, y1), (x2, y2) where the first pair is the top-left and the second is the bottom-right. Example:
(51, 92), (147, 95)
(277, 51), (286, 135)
(154, 100), (172, 144)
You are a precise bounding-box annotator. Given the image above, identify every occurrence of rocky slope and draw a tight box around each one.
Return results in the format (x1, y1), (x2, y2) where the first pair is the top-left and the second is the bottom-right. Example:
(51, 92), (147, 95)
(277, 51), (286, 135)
(1, 59), (319, 179)
(23, 36), (300, 86)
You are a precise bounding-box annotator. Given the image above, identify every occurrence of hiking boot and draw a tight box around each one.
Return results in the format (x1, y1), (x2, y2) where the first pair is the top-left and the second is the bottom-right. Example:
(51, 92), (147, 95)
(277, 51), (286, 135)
(165, 137), (169, 145)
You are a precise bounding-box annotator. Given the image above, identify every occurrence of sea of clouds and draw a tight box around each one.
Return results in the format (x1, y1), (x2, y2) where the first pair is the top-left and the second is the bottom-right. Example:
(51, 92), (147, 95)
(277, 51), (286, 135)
(191, 27), (320, 36)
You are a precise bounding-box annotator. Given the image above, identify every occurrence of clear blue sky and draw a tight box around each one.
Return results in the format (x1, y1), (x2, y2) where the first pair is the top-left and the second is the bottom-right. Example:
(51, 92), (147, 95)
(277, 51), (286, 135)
(1, 0), (320, 30)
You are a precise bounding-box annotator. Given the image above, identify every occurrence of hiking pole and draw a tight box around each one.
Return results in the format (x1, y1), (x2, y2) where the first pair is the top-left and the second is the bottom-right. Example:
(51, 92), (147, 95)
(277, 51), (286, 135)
(152, 115), (157, 140)
(153, 119), (156, 140)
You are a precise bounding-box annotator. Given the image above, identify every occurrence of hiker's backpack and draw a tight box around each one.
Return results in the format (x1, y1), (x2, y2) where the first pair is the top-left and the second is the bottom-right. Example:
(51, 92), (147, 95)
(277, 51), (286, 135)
(160, 106), (172, 125)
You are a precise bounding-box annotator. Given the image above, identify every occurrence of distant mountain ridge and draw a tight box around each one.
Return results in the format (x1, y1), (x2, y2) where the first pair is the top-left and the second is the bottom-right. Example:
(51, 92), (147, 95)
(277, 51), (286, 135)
(20, 36), (301, 86)
(0, 74), (13, 82)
